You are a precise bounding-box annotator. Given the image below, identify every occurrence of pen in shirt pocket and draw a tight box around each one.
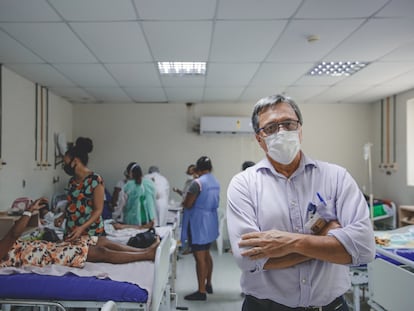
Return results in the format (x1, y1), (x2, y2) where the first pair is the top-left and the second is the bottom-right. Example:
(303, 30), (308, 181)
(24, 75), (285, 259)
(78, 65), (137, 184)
(316, 192), (327, 206)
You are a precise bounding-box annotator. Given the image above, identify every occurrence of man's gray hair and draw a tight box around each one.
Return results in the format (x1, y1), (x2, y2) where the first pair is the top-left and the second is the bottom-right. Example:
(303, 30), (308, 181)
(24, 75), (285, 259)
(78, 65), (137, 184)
(251, 94), (303, 133)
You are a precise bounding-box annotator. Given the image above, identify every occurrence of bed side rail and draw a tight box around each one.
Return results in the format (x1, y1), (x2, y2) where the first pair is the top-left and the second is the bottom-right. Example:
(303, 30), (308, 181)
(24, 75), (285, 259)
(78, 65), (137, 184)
(151, 228), (172, 311)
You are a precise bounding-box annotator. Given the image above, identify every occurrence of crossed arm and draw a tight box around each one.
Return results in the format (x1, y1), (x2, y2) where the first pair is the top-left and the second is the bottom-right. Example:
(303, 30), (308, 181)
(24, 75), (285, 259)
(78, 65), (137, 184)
(238, 221), (351, 270)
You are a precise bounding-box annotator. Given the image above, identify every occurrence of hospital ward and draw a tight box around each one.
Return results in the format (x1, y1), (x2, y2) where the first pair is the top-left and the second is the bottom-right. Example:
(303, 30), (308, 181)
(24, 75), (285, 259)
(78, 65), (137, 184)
(1, 1), (414, 311)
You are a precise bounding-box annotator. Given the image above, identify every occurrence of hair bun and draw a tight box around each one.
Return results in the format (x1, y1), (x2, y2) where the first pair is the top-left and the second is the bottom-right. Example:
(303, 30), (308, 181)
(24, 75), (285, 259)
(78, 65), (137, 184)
(75, 137), (93, 154)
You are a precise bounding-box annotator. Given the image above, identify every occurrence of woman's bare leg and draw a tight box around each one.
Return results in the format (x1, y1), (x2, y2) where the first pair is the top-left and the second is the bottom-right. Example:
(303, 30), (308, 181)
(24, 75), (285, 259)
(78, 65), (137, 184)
(96, 236), (159, 252)
(87, 238), (160, 263)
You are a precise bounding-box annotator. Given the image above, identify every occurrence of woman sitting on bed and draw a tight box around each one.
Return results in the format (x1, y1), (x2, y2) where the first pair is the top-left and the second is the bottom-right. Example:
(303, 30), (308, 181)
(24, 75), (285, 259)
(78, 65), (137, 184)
(0, 198), (160, 269)
(54, 137), (105, 242)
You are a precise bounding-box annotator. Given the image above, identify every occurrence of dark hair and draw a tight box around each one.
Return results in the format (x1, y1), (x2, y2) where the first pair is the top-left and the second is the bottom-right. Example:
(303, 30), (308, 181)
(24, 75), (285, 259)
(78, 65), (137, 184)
(196, 156), (212, 171)
(148, 166), (160, 174)
(131, 164), (143, 184)
(251, 94), (303, 133)
(242, 161), (255, 171)
(65, 137), (93, 165)
(124, 161), (137, 177)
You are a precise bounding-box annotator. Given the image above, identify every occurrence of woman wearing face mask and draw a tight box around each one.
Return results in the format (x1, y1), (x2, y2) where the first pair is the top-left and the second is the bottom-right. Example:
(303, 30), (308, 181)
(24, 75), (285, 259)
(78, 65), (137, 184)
(54, 137), (105, 242)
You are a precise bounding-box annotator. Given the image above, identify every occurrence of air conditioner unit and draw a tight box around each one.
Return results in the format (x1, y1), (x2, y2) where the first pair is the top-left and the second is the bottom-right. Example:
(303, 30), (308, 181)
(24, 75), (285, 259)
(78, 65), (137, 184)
(199, 116), (253, 135)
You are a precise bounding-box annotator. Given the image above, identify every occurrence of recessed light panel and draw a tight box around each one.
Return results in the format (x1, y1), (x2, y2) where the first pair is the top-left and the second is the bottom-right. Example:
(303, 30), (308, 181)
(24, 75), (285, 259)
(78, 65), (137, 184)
(158, 62), (206, 76)
(308, 61), (369, 77)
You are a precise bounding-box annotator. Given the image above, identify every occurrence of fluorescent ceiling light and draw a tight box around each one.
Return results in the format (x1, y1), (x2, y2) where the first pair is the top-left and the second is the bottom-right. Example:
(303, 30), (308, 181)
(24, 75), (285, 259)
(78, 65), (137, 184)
(308, 61), (369, 77)
(158, 62), (206, 76)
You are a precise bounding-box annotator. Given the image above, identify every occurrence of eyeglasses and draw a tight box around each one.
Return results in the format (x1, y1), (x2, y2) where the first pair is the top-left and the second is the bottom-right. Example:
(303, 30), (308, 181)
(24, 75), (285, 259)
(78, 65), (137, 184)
(257, 119), (300, 136)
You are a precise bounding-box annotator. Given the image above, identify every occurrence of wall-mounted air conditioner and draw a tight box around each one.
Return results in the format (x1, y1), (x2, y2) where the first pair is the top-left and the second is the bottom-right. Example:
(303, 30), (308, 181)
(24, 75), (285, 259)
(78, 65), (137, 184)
(199, 116), (253, 135)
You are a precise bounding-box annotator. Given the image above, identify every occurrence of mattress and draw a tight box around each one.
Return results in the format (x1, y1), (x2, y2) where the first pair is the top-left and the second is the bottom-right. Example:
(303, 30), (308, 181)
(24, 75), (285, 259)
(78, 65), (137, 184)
(0, 273), (148, 302)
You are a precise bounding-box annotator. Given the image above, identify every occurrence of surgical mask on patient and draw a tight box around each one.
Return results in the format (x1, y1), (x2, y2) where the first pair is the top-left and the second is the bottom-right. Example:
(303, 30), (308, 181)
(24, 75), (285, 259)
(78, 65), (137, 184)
(264, 130), (300, 164)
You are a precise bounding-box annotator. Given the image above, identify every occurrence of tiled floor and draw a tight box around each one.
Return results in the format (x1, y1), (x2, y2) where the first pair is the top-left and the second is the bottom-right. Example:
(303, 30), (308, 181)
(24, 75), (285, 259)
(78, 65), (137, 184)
(173, 249), (244, 311)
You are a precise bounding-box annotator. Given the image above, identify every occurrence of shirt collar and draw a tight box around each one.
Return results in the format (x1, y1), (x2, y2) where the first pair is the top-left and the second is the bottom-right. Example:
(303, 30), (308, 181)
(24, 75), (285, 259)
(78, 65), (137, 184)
(256, 152), (317, 178)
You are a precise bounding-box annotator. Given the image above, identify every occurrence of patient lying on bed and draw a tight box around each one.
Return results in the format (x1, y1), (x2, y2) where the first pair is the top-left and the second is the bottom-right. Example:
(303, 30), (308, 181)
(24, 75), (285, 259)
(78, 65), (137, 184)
(0, 198), (160, 269)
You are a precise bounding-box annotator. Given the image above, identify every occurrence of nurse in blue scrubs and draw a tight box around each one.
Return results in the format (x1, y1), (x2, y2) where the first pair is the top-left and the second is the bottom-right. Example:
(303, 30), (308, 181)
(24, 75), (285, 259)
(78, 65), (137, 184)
(182, 156), (220, 301)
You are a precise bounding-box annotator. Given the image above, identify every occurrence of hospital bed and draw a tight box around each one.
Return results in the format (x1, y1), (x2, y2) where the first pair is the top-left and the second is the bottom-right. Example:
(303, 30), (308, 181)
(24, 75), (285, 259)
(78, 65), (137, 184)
(368, 225), (414, 311)
(0, 227), (173, 311)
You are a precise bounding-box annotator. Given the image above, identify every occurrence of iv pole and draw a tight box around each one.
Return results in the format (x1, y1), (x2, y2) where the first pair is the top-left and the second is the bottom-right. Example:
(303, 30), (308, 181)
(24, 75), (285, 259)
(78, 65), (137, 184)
(364, 143), (374, 226)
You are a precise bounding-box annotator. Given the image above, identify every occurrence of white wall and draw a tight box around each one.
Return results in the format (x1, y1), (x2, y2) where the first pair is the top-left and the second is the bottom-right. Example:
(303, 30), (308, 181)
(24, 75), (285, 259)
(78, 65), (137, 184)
(371, 88), (414, 206)
(0, 67), (72, 210)
(6, 64), (411, 217)
(73, 101), (374, 213)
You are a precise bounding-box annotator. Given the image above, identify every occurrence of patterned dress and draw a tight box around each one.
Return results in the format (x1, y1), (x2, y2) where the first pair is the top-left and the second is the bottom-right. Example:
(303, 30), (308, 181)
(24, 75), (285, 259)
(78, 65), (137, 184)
(0, 236), (98, 268)
(65, 173), (105, 238)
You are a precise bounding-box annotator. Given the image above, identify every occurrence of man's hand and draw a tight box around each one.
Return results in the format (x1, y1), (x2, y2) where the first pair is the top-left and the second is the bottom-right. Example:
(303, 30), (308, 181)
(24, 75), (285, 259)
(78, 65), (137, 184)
(239, 230), (300, 260)
(239, 221), (343, 261)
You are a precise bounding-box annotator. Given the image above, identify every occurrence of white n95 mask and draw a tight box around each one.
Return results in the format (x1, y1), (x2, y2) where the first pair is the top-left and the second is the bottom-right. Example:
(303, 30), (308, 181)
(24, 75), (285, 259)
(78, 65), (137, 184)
(264, 130), (300, 164)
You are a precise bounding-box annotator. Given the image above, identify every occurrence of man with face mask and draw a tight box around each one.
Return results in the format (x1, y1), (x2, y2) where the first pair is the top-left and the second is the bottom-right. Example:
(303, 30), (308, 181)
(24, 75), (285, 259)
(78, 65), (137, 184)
(226, 94), (375, 311)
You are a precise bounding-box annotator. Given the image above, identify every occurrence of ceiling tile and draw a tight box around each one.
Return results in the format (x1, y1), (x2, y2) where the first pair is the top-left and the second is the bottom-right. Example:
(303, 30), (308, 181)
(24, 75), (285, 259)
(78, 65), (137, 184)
(217, 0), (301, 19)
(0, 0), (61, 22)
(0, 30), (44, 63)
(266, 19), (363, 62)
(283, 85), (328, 103)
(124, 87), (167, 102)
(343, 86), (398, 104)
(143, 21), (212, 60)
(206, 63), (259, 86)
(6, 64), (76, 87)
(210, 21), (287, 62)
(160, 75), (205, 88)
(106, 63), (161, 87)
(338, 62), (414, 86)
(1, 0), (414, 105)
(294, 74), (346, 86)
(375, 0), (414, 17)
(71, 22), (152, 62)
(239, 87), (286, 102)
(327, 18), (414, 61)
(203, 87), (244, 102)
(0, 22), (96, 63)
(134, 0), (216, 19)
(250, 63), (311, 86)
(309, 85), (372, 104)
(164, 87), (204, 102)
(54, 64), (118, 87)
(50, 0), (136, 21)
(49, 87), (95, 102)
(381, 41), (414, 61)
(84, 87), (132, 102)
(383, 69), (414, 87)
(296, 0), (388, 18)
